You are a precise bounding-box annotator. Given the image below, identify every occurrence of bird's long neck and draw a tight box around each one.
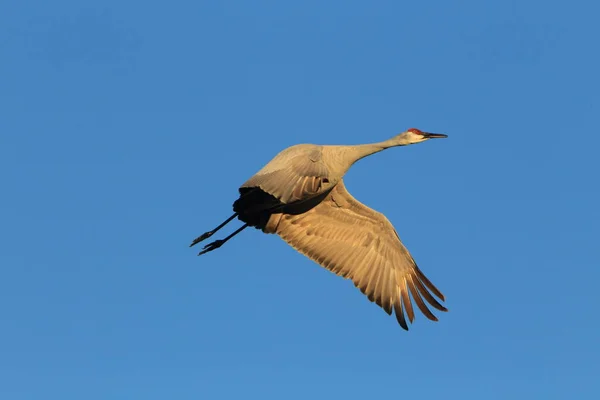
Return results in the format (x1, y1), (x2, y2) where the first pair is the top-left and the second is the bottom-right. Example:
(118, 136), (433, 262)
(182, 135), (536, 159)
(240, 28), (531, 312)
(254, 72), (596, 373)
(324, 137), (405, 175)
(344, 141), (389, 163)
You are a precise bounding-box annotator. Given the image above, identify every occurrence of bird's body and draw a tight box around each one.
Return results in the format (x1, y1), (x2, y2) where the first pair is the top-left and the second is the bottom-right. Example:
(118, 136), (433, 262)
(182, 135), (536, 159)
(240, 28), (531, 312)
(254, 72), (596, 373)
(191, 128), (449, 330)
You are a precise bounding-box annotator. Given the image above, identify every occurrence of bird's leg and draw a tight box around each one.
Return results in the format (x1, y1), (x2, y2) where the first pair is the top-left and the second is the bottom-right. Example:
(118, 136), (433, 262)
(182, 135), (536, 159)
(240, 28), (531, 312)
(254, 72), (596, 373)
(197, 224), (248, 256)
(190, 213), (238, 247)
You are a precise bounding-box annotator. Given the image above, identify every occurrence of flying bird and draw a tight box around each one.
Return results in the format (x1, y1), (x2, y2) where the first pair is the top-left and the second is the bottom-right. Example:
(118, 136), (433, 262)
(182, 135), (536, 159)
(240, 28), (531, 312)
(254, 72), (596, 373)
(191, 128), (448, 330)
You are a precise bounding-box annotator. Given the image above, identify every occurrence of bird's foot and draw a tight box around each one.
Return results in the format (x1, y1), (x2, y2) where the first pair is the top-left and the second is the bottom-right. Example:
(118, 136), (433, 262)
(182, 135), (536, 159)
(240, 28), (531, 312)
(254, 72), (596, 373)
(190, 231), (214, 247)
(197, 239), (224, 256)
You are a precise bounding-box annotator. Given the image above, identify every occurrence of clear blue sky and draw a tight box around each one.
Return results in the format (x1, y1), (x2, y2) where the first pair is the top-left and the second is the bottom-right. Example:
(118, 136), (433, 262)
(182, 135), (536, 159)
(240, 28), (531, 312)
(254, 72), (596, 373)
(1, 1), (599, 399)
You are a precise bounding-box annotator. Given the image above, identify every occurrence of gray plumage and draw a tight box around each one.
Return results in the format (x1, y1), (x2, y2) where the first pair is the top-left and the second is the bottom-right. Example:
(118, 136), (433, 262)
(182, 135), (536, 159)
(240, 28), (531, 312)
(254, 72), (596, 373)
(191, 128), (448, 330)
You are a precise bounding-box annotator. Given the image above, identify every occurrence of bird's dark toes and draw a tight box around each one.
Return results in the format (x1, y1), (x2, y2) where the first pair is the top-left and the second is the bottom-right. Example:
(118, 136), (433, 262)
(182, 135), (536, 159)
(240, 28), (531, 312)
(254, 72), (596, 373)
(197, 239), (224, 256)
(190, 231), (214, 247)
(200, 231), (214, 241)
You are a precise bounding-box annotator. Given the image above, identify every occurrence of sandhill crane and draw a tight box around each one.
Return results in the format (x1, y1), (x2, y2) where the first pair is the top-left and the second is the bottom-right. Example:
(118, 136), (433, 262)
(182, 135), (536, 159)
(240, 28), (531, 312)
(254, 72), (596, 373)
(191, 128), (448, 330)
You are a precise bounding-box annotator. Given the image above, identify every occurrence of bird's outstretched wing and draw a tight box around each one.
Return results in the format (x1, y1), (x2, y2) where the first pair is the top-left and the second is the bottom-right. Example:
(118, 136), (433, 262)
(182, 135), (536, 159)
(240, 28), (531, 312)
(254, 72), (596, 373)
(269, 179), (447, 329)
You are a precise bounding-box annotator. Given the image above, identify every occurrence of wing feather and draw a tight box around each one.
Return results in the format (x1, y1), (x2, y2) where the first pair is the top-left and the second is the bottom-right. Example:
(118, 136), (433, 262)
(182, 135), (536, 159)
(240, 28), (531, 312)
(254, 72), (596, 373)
(379, 265), (393, 315)
(412, 274), (448, 312)
(401, 278), (415, 323)
(394, 288), (409, 330)
(406, 275), (437, 321)
(414, 267), (446, 302)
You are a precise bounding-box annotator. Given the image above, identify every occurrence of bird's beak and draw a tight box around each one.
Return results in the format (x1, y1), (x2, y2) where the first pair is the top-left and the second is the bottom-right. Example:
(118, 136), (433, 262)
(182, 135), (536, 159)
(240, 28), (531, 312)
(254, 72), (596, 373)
(423, 132), (448, 139)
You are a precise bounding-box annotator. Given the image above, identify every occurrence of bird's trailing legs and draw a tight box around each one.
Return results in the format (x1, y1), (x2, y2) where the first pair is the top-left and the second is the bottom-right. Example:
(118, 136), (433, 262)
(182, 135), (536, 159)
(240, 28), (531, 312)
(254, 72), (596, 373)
(190, 213), (238, 247)
(195, 224), (248, 256)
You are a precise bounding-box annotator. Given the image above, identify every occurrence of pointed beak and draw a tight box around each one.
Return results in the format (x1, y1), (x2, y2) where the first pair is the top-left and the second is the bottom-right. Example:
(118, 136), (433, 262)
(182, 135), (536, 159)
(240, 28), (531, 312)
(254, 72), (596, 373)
(423, 132), (448, 139)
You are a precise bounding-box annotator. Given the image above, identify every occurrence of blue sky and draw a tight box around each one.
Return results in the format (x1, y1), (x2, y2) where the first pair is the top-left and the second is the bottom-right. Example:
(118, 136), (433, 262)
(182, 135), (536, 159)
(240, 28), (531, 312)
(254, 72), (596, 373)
(1, 0), (599, 399)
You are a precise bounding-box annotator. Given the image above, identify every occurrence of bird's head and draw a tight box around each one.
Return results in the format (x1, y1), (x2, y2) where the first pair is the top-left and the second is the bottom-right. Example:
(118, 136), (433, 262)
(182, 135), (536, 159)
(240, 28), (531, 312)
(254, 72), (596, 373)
(398, 128), (448, 145)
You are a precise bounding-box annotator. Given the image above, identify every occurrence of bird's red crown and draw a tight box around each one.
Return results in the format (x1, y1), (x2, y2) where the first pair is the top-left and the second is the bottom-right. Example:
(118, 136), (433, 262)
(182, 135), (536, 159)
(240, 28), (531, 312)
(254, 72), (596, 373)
(407, 128), (424, 135)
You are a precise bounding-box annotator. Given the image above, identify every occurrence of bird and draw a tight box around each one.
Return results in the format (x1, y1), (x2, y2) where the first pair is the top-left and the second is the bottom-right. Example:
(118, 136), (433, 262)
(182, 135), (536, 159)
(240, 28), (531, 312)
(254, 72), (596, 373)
(191, 128), (448, 330)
